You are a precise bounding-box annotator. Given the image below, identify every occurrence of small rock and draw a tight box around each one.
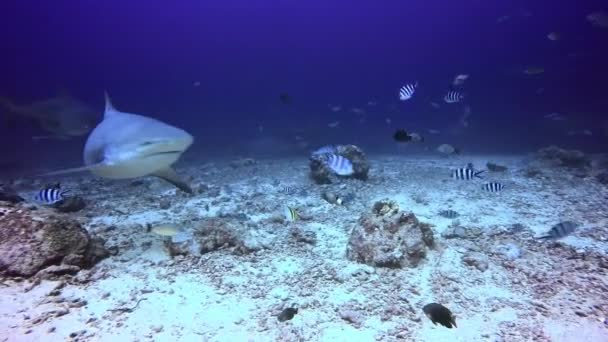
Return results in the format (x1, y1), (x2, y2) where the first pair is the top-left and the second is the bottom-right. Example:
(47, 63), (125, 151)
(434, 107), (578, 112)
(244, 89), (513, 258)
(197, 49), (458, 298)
(462, 252), (489, 272)
(54, 196), (86, 213)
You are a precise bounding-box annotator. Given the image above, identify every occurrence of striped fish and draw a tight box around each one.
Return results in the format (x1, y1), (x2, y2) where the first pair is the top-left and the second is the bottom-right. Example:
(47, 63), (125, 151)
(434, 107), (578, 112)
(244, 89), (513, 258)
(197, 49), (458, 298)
(439, 209), (460, 219)
(34, 185), (70, 204)
(324, 154), (354, 176)
(284, 206), (299, 222)
(281, 186), (298, 195)
(444, 91), (464, 103)
(451, 168), (484, 180)
(482, 182), (505, 192)
(399, 83), (417, 101)
(312, 145), (336, 156)
(538, 221), (579, 239)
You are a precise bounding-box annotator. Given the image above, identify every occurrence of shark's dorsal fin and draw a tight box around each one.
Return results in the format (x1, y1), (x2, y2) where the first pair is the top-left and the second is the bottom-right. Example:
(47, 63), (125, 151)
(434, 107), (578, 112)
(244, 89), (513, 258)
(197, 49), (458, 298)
(104, 91), (119, 117)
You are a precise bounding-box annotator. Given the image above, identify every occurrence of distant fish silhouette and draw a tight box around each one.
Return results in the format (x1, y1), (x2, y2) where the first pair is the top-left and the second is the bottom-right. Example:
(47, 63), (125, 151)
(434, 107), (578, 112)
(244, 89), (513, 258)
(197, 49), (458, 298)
(279, 93), (291, 104)
(0, 93), (96, 139)
(40, 93), (194, 193)
(399, 83), (417, 101)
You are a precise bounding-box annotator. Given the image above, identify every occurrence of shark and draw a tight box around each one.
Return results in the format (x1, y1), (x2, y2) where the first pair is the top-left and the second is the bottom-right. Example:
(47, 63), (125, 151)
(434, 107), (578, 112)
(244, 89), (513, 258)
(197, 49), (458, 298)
(0, 93), (97, 139)
(43, 93), (194, 193)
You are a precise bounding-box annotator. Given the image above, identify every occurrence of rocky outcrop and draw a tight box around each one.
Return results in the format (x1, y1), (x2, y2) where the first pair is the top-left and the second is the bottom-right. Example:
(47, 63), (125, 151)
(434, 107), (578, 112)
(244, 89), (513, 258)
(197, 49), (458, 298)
(0, 203), (109, 278)
(310, 145), (370, 184)
(535, 146), (590, 169)
(167, 218), (264, 257)
(346, 199), (435, 268)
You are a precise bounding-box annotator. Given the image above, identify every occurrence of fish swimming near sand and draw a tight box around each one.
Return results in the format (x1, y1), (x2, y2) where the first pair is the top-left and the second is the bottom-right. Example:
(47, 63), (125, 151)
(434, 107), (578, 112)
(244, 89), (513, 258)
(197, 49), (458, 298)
(538, 221), (579, 239)
(284, 206), (299, 222)
(277, 307), (298, 322)
(0, 93), (96, 139)
(452, 168), (484, 180)
(423, 303), (457, 328)
(40, 92), (194, 193)
(439, 209), (460, 219)
(482, 182), (505, 192)
(34, 184), (70, 204)
(437, 144), (459, 155)
(148, 224), (182, 237)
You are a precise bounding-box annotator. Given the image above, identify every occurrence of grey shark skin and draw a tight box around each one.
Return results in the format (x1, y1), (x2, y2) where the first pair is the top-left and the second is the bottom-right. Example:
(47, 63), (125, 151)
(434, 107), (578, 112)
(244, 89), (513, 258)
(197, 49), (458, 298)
(43, 93), (194, 193)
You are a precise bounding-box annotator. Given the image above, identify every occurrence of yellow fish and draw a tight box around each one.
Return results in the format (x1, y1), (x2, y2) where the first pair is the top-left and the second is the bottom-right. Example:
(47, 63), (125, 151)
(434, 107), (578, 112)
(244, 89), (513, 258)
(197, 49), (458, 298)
(284, 206), (299, 222)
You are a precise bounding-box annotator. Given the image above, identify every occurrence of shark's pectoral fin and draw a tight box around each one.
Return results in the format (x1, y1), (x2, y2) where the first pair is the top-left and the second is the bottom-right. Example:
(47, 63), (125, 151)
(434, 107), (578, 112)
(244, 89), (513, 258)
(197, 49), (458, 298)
(39, 165), (98, 177)
(152, 167), (193, 194)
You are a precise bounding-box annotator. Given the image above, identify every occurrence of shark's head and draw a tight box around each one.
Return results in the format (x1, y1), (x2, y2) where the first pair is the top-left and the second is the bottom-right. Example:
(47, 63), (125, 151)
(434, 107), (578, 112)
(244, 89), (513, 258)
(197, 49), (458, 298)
(83, 93), (193, 179)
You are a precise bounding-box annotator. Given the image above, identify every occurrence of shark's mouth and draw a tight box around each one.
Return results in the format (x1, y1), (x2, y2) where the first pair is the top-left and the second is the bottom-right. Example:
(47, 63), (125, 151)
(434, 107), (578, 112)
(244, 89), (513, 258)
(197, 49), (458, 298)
(145, 150), (183, 157)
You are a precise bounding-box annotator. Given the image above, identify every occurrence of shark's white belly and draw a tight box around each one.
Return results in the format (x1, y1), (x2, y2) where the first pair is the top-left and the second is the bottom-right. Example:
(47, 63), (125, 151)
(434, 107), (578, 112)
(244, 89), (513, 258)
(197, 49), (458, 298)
(91, 153), (182, 179)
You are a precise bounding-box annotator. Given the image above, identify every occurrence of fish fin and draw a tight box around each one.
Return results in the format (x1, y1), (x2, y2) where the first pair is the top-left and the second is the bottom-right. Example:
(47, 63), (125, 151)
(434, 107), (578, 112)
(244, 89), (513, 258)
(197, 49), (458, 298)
(152, 167), (193, 194)
(104, 91), (119, 116)
(536, 235), (552, 239)
(39, 165), (97, 177)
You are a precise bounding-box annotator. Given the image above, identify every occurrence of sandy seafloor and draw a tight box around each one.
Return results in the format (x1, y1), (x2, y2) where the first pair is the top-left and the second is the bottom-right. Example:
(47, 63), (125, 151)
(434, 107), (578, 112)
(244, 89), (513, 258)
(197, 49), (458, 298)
(1, 154), (608, 342)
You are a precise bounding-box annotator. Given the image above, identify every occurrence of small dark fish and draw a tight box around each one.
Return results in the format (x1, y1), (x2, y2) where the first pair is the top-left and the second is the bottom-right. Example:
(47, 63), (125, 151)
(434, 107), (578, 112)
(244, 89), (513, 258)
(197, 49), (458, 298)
(451, 168), (484, 180)
(538, 221), (579, 239)
(34, 184), (70, 204)
(393, 129), (424, 143)
(482, 182), (505, 193)
(439, 209), (460, 219)
(423, 303), (457, 328)
(277, 307), (298, 322)
(279, 93), (291, 104)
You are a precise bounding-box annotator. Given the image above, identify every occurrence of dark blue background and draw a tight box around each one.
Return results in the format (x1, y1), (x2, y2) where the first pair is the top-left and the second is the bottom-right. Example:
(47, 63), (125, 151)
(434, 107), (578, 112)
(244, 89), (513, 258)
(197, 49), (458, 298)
(1, 0), (606, 172)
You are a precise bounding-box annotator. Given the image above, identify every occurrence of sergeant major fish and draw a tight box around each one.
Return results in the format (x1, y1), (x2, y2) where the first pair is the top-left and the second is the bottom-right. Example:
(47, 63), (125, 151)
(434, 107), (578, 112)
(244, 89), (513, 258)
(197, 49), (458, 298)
(444, 91), (464, 103)
(482, 182), (505, 192)
(538, 221), (579, 239)
(323, 154), (354, 176)
(34, 184), (70, 205)
(451, 168), (484, 180)
(399, 83), (417, 101)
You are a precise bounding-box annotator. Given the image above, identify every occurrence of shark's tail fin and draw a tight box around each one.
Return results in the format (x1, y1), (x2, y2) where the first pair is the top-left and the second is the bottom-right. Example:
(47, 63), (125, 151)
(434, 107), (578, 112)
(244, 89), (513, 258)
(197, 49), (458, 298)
(152, 167), (193, 194)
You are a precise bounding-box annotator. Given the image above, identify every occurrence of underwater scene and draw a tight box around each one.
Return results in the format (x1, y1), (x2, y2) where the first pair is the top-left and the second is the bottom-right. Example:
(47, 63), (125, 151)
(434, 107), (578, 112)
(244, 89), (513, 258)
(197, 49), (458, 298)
(1, 1), (608, 341)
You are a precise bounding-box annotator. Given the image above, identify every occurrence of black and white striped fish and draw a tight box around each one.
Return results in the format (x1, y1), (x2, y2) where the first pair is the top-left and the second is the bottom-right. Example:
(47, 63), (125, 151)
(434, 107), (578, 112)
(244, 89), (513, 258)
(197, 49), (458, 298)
(538, 221), (579, 239)
(482, 182), (505, 192)
(323, 154), (354, 176)
(439, 209), (460, 219)
(34, 185), (70, 204)
(281, 186), (298, 195)
(399, 83), (417, 101)
(444, 91), (464, 103)
(451, 168), (484, 180)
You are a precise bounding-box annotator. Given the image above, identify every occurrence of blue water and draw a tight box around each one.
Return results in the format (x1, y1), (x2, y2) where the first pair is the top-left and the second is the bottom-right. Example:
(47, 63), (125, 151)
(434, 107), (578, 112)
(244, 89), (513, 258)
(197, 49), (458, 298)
(0, 1), (607, 171)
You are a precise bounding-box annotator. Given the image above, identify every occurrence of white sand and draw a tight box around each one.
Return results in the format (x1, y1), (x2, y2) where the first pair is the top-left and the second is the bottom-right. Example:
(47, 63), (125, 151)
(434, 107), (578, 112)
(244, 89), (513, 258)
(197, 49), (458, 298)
(1, 154), (607, 341)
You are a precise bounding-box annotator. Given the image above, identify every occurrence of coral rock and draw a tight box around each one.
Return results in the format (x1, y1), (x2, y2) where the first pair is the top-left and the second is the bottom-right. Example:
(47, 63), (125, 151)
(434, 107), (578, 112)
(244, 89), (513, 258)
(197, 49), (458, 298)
(536, 145), (590, 168)
(346, 201), (434, 268)
(54, 196), (86, 213)
(0, 204), (109, 278)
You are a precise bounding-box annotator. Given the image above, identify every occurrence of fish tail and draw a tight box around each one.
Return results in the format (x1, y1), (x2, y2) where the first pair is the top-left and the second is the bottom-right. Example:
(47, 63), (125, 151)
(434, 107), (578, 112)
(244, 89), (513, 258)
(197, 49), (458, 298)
(474, 170), (485, 178)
